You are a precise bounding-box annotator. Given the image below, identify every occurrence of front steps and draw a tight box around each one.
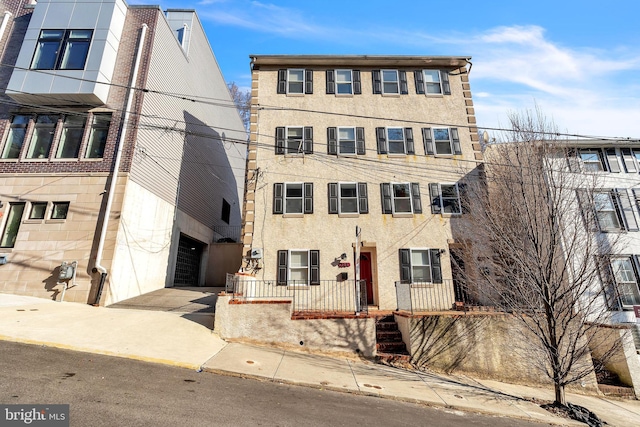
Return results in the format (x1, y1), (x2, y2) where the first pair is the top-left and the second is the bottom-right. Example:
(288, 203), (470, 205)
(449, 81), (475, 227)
(375, 315), (411, 366)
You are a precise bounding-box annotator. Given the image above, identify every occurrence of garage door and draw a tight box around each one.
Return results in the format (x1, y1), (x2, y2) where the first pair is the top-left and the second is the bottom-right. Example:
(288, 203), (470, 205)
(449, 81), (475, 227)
(174, 234), (204, 286)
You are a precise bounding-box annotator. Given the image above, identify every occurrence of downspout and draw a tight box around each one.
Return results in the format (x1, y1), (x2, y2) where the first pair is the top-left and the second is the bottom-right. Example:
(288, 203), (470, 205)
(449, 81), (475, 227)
(0, 12), (13, 46)
(93, 24), (148, 305)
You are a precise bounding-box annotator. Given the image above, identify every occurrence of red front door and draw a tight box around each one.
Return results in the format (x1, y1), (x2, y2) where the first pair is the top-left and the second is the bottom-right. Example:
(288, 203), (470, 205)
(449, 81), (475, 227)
(360, 252), (374, 305)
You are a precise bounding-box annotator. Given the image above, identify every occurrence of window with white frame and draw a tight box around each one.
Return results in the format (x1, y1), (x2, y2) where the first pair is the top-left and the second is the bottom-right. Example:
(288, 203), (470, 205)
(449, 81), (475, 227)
(277, 69), (312, 94)
(55, 115), (86, 159)
(328, 182), (368, 214)
(51, 202), (70, 220)
(26, 115), (57, 159)
(422, 127), (461, 156)
(273, 182), (313, 215)
(29, 202), (47, 220)
(327, 127), (364, 155)
(276, 249), (320, 285)
(579, 149), (605, 172)
(415, 69), (451, 95)
(338, 127), (356, 154)
(376, 127), (414, 155)
(399, 248), (442, 284)
(381, 183), (422, 214)
(372, 69), (407, 94)
(31, 29), (92, 70)
(610, 257), (640, 307)
(381, 70), (399, 94)
(594, 191), (621, 230)
(1, 115), (29, 159)
(326, 69), (361, 95)
(335, 70), (352, 94)
(275, 126), (313, 154)
(429, 183), (462, 214)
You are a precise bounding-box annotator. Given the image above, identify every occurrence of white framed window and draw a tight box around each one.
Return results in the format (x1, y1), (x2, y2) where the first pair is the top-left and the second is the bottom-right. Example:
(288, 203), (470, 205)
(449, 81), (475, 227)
(376, 127), (414, 155)
(429, 183), (462, 214)
(286, 127), (303, 154)
(381, 183), (422, 215)
(328, 182), (368, 215)
(338, 127), (356, 155)
(31, 29), (92, 70)
(381, 70), (399, 94)
(287, 69), (304, 94)
(433, 128), (453, 155)
(55, 115), (86, 159)
(335, 70), (353, 94)
(423, 70), (442, 94)
(273, 182), (313, 215)
(26, 115), (57, 159)
(399, 248), (443, 284)
(0, 202), (26, 248)
(579, 149), (605, 172)
(594, 191), (621, 231)
(611, 257), (640, 307)
(277, 249), (320, 285)
(275, 126), (313, 155)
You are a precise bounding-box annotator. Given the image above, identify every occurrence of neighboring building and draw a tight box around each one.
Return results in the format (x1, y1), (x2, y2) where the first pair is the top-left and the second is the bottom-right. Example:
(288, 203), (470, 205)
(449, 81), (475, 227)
(0, 0), (246, 304)
(240, 55), (482, 311)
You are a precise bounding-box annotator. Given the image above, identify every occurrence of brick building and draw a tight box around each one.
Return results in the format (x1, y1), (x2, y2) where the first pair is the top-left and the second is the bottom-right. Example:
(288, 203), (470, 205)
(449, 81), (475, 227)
(0, 0), (246, 304)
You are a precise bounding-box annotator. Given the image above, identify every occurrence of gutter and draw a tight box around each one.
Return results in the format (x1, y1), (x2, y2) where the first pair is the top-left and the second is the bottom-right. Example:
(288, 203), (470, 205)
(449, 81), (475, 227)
(92, 24), (148, 305)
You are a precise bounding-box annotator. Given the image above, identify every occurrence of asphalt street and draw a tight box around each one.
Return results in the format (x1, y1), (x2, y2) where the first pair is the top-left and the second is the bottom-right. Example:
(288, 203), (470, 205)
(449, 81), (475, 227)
(0, 341), (547, 426)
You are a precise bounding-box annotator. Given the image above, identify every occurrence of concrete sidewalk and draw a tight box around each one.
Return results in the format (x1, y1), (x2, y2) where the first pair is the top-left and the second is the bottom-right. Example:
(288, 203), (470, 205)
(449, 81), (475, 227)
(1, 293), (639, 426)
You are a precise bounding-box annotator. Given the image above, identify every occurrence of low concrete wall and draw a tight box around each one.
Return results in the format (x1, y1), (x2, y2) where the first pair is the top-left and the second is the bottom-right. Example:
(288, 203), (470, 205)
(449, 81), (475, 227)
(590, 325), (640, 396)
(395, 313), (600, 393)
(215, 295), (376, 357)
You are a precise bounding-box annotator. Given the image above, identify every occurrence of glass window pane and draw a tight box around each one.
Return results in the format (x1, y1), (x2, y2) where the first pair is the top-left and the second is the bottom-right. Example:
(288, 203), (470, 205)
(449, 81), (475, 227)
(1, 116), (29, 159)
(290, 251), (308, 267)
(0, 203), (25, 248)
(411, 250), (429, 266)
(382, 70), (397, 82)
(340, 184), (357, 198)
(336, 70), (351, 82)
(26, 115), (57, 159)
(424, 70), (440, 83)
(394, 199), (412, 212)
(85, 114), (110, 158)
(51, 202), (69, 220)
(433, 128), (449, 140)
(286, 184), (302, 198)
(387, 128), (404, 141)
(60, 40), (90, 69)
(393, 184), (410, 198)
(56, 116), (86, 159)
(412, 266), (431, 282)
(338, 128), (354, 140)
(31, 42), (61, 69)
(29, 202), (47, 220)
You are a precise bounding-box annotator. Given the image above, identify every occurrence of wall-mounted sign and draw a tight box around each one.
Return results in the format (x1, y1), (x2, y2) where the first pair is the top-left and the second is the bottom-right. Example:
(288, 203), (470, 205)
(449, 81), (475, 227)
(338, 262), (351, 268)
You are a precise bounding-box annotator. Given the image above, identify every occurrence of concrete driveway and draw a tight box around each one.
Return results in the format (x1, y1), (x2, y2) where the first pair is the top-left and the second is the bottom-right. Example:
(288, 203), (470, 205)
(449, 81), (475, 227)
(108, 286), (223, 328)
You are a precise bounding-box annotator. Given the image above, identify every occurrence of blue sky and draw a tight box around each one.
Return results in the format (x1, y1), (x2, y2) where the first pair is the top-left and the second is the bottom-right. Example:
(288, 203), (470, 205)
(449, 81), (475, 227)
(142, 0), (640, 139)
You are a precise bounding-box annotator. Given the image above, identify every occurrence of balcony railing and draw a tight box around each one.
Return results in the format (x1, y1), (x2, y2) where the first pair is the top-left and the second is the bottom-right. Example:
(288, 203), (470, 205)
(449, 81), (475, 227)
(213, 226), (242, 243)
(395, 280), (496, 314)
(226, 274), (368, 315)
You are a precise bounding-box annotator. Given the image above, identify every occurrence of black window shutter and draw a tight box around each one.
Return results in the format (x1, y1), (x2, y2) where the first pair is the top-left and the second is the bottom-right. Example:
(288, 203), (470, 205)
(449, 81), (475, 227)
(353, 70), (362, 94)
(273, 183), (284, 214)
(399, 249), (411, 283)
(576, 189), (598, 232)
(597, 256), (620, 310)
(611, 189), (626, 230)
(356, 127), (365, 155)
(566, 148), (579, 172)
(277, 250), (288, 285)
(414, 70), (425, 94)
(441, 70), (451, 95)
(303, 127), (313, 154)
(305, 69), (313, 94)
(597, 149), (608, 171)
(458, 182), (469, 214)
(277, 69), (287, 94)
(358, 182), (368, 214)
(422, 128), (434, 155)
(381, 183), (392, 214)
(430, 249), (442, 283)
(326, 70), (335, 94)
(372, 70), (382, 94)
(328, 183), (338, 214)
(327, 127), (337, 155)
(605, 148), (620, 173)
(304, 182), (313, 214)
(616, 189), (638, 231)
(275, 127), (285, 154)
(376, 127), (387, 154)
(405, 127), (414, 154)
(451, 128), (462, 155)
(411, 182), (422, 214)
(429, 183), (442, 214)
(310, 250), (320, 285)
(399, 70), (408, 94)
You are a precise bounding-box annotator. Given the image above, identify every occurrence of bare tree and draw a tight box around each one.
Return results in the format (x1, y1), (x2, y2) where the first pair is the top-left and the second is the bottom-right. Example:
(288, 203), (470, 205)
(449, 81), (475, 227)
(459, 108), (620, 406)
(227, 82), (251, 132)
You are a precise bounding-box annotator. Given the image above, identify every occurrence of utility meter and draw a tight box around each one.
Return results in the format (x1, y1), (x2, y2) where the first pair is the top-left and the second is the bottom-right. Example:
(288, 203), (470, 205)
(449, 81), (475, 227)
(59, 261), (76, 280)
